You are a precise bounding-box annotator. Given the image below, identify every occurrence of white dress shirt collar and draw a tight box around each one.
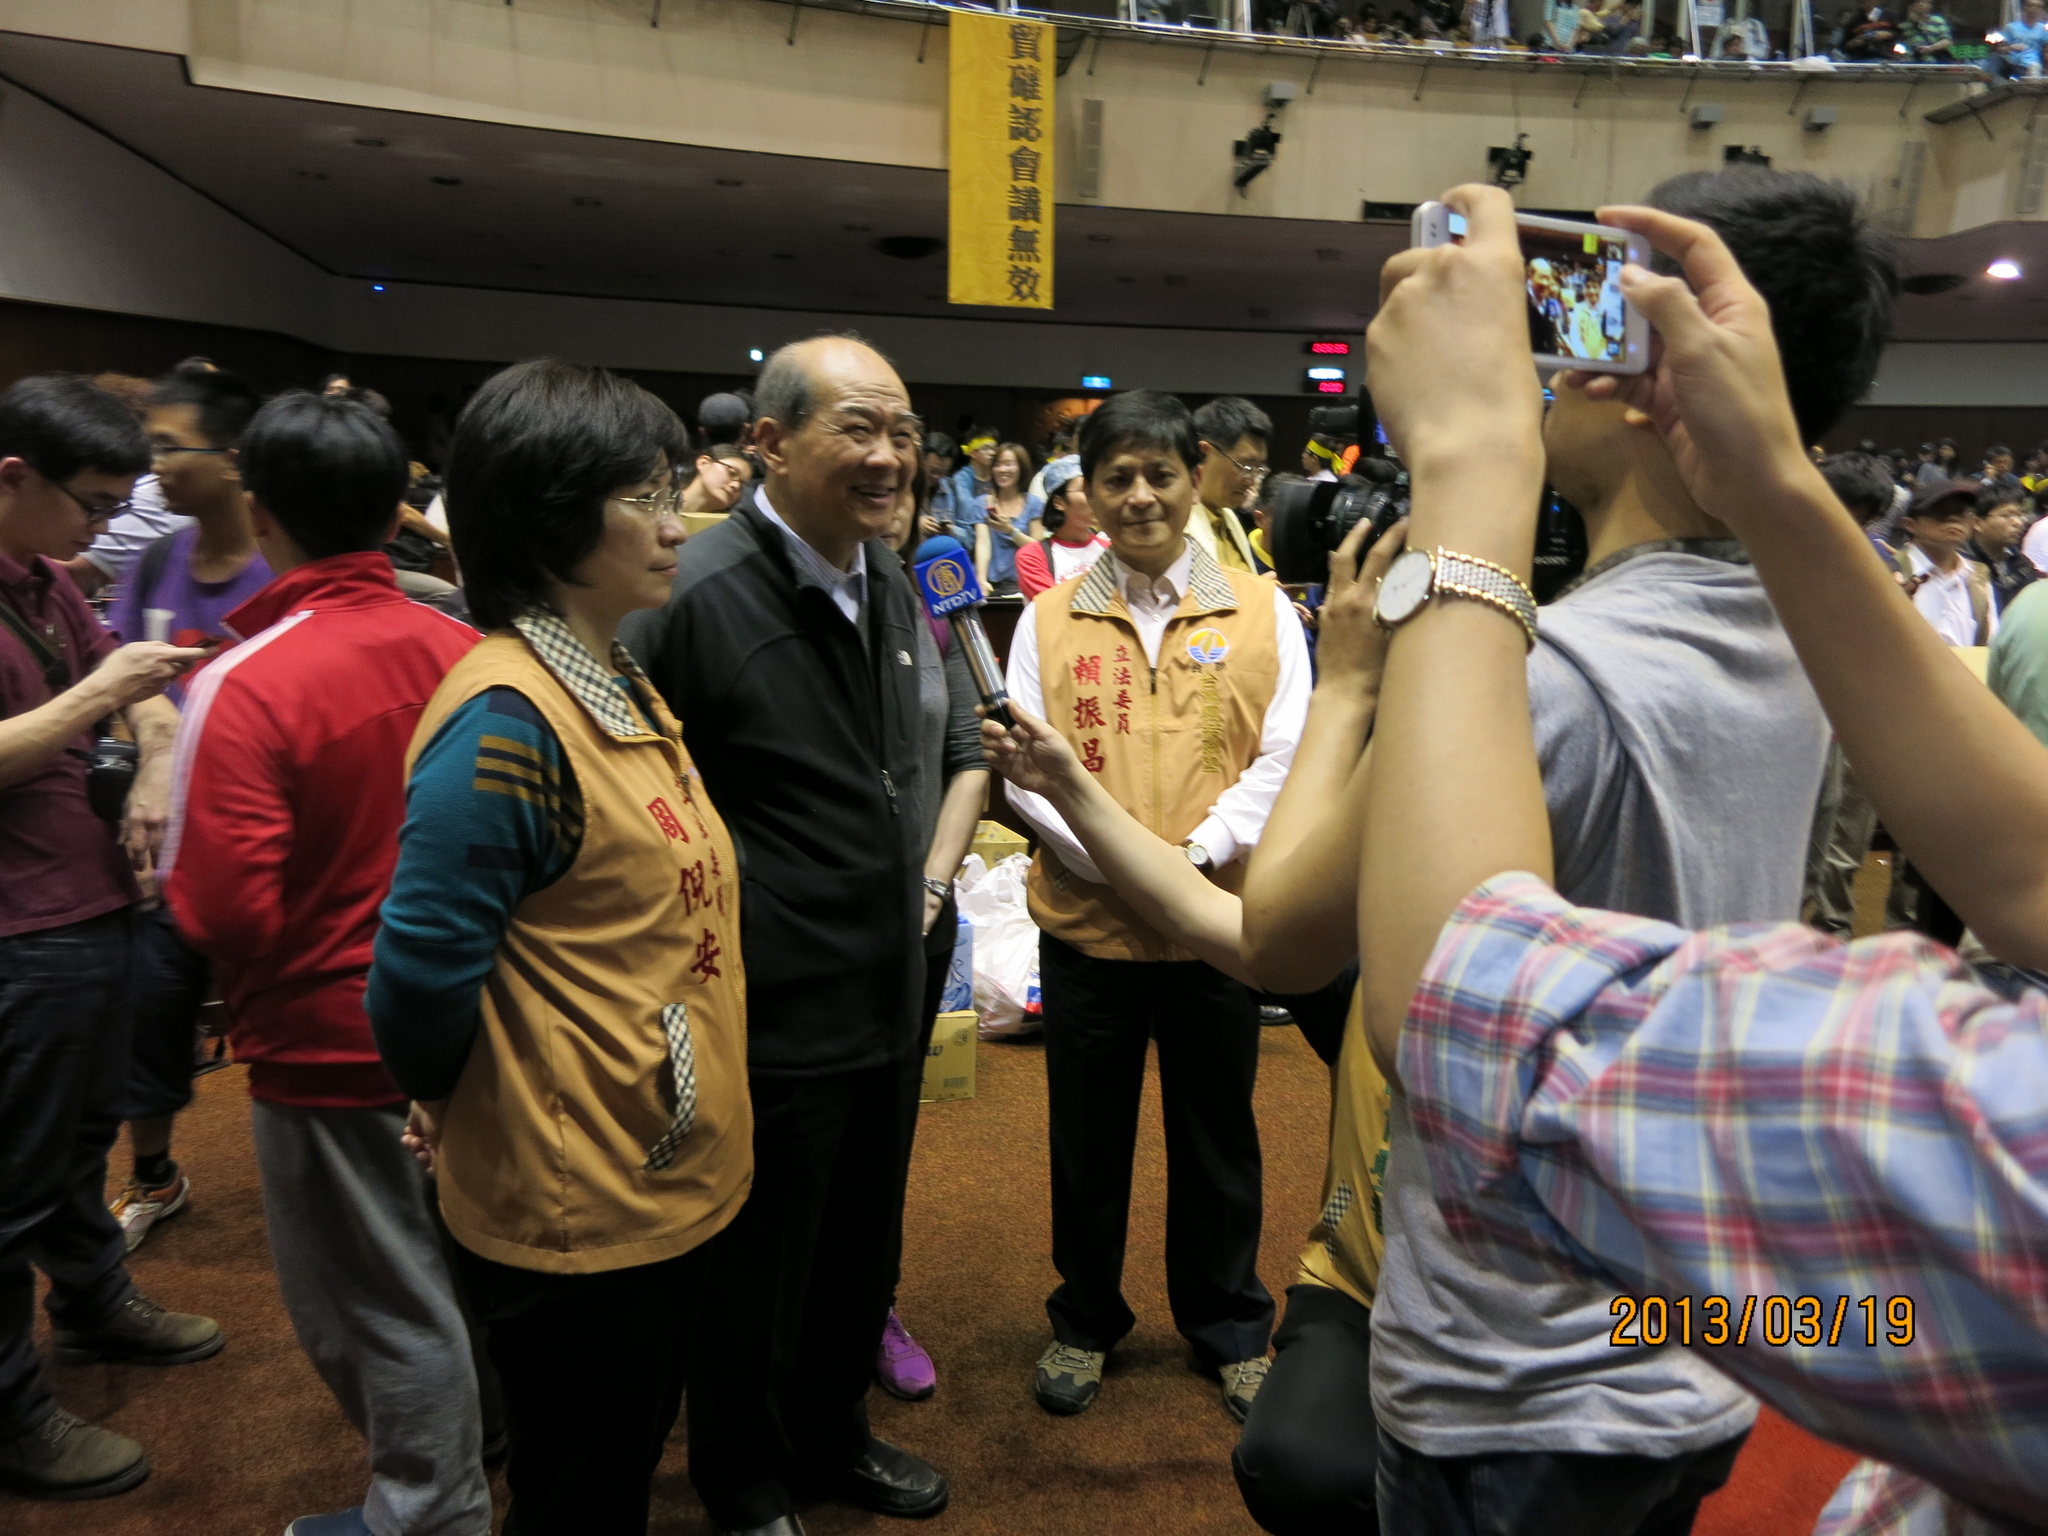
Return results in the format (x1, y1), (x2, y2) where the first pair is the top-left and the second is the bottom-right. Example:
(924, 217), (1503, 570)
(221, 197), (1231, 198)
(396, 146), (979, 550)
(1107, 539), (1194, 670)
(755, 486), (867, 625)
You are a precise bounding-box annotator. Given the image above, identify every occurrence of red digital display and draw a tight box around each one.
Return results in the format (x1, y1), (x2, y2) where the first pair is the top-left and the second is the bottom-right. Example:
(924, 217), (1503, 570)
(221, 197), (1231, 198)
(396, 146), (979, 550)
(1316, 380), (1345, 393)
(1307, 340), (1352, 355)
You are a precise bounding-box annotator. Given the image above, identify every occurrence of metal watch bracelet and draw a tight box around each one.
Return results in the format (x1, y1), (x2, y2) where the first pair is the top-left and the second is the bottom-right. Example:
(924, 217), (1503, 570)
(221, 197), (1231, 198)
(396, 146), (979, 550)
(1431, 549), (1539, 651)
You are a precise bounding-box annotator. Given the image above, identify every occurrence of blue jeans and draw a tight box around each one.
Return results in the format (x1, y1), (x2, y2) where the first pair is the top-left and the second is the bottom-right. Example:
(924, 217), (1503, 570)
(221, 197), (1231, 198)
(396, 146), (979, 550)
(1374, 1423), (1748, 1536)
(0, 909), (139, 1438)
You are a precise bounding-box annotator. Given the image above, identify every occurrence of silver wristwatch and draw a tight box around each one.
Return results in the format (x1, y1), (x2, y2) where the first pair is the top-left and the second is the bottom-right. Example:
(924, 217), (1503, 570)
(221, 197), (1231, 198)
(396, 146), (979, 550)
(1372, 547), (1539, 650)
(922, 876), (952, 901)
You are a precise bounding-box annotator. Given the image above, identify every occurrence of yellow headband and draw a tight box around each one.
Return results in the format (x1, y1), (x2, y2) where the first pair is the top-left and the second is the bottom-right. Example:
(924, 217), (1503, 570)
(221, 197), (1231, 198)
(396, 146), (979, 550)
(963, 434), (998, 452)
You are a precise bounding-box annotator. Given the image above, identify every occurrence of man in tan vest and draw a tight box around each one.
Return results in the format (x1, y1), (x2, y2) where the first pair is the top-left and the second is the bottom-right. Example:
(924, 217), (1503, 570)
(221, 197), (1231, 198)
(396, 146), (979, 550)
(1002, 390), (1310, 1425)
(1187, 396), (1269, 575)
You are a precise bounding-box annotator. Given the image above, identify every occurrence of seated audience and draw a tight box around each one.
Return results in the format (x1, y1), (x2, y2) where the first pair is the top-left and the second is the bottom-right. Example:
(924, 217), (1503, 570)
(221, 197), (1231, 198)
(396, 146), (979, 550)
(0, 374), (220, 1503)
(163, 391), (487, 1536)
(369, 359), (753, 1536)
(1900, 0), (1955, 59)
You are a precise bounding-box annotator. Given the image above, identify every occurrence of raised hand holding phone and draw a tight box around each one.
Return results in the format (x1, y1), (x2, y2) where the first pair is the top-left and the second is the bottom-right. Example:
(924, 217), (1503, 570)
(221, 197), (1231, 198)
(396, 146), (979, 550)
(1558, 204), (1816, 535)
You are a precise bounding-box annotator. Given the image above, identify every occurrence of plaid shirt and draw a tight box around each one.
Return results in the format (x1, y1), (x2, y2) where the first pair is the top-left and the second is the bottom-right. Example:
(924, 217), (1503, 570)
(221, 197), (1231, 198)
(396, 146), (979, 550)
(1400, 873), (2048, 1536)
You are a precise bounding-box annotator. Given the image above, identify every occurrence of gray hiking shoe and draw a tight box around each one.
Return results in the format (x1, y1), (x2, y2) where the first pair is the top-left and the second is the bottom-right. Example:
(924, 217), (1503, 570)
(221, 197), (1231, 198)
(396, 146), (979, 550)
(1033, 1341), (1106, 1415)
(1219, 1357), (1272, 1423)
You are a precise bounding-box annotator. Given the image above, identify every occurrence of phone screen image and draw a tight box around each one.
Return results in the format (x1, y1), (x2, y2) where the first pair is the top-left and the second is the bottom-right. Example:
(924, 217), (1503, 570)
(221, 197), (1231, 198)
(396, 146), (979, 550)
(1440, 209), (1634, 368)
(1519, 225), (1630, 366)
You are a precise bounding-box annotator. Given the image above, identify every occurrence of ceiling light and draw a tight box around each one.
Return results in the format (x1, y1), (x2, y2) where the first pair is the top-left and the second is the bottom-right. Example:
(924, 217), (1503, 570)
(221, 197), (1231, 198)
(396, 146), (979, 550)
(1989, 259), (2023, 281)
(352, 137), (387, 148)
(844, 223), (873, 233)
(431, 176), (462, 186)
(715, 178), (743, 188)
(1081, 375), (1113, 389)
(572, 196), (602, 207)
(370, 283), (386, 293)
(294, 170), (328, 181)
(748, 349), (765, 362)
(1087, 234), (1113, 243)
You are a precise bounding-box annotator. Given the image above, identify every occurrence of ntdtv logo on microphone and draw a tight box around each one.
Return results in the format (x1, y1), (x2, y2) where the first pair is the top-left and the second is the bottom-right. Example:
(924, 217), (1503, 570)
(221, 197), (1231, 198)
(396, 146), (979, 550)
(916, 553), (986, 619)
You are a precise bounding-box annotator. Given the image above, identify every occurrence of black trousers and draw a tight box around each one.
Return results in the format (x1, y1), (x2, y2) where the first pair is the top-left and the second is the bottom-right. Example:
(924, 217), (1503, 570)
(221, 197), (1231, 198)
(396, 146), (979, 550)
(453, 1242), (706, 1536)
(1232, 1284), (1378, 1536)
(0, 909), (138, 1441)
(1374, 1423), (1749, 1536)
(119, 905), (206, 1123)
(687, 1050), (926, 1529)
(1039, 935), (1273, 1370)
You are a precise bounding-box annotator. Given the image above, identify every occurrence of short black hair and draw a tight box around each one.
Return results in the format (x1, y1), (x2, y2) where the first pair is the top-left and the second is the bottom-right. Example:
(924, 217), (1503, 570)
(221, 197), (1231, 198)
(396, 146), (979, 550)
(1077, 391), (1200, 481)
(1975, 484), (2028, 516)
(697, 391), (752, 446)
(1987, 443), (2013, 460)
(238, 392), (410, 560)
(924, 430), (957, 461)
(0, 374), (150, 484)
(448, 358), (686, 631)
(1648, 169), (1895, 443)
(1815, 451), (1897, 522)
(151, 360), (263, 448)
(1192, 396), (1274, 452)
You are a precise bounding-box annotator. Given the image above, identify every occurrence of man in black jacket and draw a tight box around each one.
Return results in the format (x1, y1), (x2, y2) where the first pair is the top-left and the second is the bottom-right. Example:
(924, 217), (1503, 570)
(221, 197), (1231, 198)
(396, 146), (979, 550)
(623, 335), (962, 1536)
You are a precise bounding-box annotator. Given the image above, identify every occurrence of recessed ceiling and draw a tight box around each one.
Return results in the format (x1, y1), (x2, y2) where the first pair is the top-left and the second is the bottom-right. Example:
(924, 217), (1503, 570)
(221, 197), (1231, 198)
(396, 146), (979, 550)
(0, 28), (2029, 343)
(0, 30), (1399, 334)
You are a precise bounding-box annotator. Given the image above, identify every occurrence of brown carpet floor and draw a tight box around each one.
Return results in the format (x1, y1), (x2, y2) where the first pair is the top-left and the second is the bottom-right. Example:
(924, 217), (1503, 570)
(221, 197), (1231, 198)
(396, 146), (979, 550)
(12, 1017), (1851, 1536)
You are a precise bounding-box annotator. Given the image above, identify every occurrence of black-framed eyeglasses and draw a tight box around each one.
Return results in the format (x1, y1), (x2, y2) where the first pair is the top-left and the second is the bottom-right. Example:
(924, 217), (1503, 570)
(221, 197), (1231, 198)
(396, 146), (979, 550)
(46, 476), (130, 523)
(150, 443), (228, 461)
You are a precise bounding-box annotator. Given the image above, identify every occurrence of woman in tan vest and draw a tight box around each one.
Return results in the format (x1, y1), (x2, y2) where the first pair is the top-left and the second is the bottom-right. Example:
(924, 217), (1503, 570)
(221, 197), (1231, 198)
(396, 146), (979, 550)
(367, 359), (752, 1536)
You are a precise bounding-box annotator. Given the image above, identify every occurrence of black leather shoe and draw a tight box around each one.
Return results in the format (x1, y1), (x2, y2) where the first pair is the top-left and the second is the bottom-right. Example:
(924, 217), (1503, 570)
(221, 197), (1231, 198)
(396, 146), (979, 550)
(714, 1519), (806, 1536)
(828, 1439), (949, 1518)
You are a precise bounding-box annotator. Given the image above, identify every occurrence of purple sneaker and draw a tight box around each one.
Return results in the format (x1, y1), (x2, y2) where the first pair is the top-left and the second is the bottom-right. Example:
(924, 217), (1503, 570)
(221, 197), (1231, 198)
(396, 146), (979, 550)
(875, 1309), (937, 1401)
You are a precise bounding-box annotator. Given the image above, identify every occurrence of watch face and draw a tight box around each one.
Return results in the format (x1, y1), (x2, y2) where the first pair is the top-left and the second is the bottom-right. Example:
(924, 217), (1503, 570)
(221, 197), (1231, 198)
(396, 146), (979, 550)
(1375, 549), (1435, 625)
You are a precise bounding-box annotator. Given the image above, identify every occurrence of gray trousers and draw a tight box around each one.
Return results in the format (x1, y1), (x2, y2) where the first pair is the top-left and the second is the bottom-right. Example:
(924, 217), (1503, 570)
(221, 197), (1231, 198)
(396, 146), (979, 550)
(251, 1100), (491, 1536)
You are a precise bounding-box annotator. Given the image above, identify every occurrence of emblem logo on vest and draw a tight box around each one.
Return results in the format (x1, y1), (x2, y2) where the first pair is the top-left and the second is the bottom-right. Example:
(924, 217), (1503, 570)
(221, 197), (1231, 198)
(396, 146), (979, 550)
(1186, 627), (1230, 665)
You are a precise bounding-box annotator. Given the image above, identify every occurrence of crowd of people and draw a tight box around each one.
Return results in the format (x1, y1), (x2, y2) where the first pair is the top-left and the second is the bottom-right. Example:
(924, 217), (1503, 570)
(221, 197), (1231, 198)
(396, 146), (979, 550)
(0, 162), (2043, 1536)
(1190, 0), (2006, 65)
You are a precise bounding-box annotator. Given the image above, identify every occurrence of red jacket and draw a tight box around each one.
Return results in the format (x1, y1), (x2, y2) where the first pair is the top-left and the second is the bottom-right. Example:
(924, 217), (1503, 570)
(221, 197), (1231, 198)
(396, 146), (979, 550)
(163, 554), (477, 1108)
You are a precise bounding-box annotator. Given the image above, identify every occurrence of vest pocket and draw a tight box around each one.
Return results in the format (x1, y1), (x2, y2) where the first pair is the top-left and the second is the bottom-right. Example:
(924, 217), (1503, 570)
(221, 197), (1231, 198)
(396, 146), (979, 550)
(642, 1002), (699, 1171)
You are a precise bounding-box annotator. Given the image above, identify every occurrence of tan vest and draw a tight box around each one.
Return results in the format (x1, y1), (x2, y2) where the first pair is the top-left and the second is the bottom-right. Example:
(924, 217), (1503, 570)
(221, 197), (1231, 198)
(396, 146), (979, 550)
(410, 630), (752, 1275)
(1027, 545), (1278, 961)
(1295, 985), (1390, 1309)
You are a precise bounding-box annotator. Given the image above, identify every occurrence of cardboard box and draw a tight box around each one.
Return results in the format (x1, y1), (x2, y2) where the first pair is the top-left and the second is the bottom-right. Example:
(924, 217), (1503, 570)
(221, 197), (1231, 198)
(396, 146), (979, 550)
(921, 1009), (978, 1103)
(971, 818), (1029, 871)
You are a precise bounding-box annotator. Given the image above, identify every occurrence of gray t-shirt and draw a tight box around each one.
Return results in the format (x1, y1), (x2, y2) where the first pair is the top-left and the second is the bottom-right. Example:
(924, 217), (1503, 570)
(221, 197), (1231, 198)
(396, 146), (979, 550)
(1371, 546), (1830, 1459)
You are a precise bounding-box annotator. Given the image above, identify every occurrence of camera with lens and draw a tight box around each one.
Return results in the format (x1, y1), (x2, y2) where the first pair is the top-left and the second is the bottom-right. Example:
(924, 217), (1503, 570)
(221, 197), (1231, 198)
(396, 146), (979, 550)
(1267, 457), (1409, 584)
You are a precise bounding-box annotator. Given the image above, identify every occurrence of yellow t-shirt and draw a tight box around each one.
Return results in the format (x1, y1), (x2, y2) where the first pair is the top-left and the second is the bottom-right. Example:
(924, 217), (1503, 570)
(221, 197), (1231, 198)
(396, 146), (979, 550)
(1294, 983), (1391, 1308)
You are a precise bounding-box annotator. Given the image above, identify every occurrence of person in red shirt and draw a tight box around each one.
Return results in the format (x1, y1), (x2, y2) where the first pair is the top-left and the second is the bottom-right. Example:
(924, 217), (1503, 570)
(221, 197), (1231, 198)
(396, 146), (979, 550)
(0, 375), (221, 1503)
(162, 391), (486, 1536)
(1014, 457), (1110, 600)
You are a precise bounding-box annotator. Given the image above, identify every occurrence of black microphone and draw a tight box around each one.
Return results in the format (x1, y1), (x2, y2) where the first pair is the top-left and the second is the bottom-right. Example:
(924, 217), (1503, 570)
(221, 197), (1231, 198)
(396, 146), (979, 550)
(913, 539), (1013, 728)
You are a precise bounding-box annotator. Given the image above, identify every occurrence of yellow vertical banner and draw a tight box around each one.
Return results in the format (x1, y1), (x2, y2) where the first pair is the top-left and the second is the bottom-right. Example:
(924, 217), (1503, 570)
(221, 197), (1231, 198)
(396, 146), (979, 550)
(948, 11), (1054, 309)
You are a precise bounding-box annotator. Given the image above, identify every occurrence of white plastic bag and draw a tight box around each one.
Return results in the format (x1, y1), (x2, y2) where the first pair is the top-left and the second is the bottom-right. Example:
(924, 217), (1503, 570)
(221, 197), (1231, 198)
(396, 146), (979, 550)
(954, 853), (1042, 1039)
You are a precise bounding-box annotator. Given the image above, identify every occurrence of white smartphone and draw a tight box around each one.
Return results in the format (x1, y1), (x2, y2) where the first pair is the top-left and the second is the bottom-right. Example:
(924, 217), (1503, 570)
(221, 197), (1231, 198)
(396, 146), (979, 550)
(1409, 201), (1651, 376)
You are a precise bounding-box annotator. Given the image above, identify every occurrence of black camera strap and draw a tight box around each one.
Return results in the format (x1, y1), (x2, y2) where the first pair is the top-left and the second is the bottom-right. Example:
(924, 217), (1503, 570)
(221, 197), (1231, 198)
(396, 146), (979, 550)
(0, 588), (71, 697)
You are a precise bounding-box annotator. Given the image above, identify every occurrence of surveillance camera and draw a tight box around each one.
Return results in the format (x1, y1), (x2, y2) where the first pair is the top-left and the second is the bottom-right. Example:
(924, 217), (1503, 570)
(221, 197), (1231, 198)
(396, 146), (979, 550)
(1265, 81), (1299, 109)
(1487, 133), (1533, 190)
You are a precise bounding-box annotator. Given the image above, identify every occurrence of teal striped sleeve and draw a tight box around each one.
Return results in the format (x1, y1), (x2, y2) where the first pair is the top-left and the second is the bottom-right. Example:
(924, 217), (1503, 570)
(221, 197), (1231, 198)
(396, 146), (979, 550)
(368, 686), (581, 1101)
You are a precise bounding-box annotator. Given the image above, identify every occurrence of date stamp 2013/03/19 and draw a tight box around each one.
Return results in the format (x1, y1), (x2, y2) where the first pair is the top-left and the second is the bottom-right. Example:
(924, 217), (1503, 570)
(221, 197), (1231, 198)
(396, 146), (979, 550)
(1610, 1295), (1916, 1348)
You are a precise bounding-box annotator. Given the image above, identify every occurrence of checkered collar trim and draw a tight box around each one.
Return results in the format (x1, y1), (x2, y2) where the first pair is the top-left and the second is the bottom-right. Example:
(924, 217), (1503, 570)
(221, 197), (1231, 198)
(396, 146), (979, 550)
(511, 610), (659, 743)
(1068, 538), (1237, 619)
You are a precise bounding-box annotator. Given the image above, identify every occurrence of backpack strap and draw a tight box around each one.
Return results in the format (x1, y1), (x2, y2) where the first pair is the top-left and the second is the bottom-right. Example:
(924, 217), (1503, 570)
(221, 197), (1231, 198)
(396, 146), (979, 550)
(0, 589), (69, 697)
(130, 531), (180, 623)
